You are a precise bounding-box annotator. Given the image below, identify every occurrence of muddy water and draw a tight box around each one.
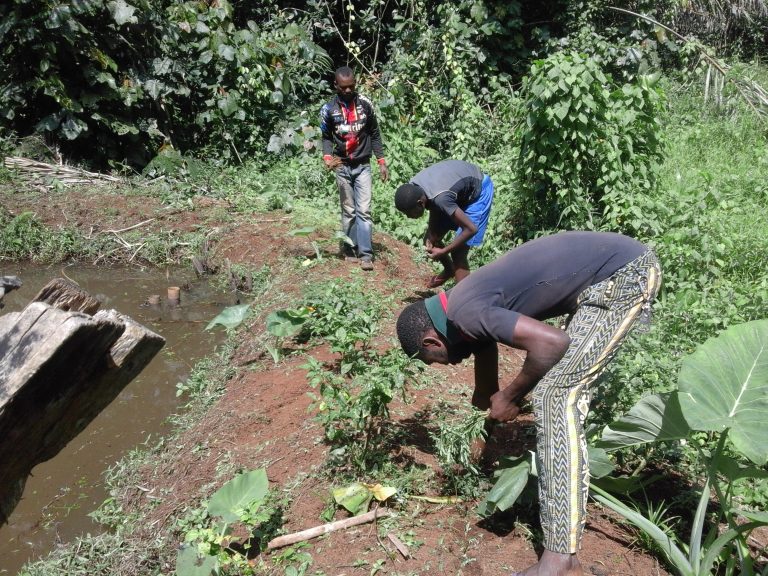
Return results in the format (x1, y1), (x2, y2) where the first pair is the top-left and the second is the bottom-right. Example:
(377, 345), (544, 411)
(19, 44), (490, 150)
(0, 264), (235, 575)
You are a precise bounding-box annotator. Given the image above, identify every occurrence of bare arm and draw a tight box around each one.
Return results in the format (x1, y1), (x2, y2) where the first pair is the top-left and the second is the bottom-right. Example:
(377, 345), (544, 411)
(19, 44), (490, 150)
(488, 315), (571, 421)
(472, 342), (499, 410)
(427, 208), (477, 259)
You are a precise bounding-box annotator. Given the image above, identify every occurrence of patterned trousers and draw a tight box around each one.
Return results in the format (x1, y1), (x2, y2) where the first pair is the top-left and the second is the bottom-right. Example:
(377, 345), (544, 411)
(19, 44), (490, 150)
(532, 249), (662, 553)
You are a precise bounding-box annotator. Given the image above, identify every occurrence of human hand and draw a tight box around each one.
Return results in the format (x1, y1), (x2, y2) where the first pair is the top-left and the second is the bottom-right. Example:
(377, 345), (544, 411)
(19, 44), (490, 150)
(324, 156), (342, 170)
(426, 245), (447, 260)
(379, 162), (389, 182)
(488, 391), (521, 422)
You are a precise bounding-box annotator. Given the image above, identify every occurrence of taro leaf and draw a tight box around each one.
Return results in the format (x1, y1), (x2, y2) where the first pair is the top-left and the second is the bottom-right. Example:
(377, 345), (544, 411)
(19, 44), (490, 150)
(205, 304), (250, 331)
(476, 452), (532, 517)
(595, 392), (690, 451)
(590, 474), (653, 496)
(678, 319), (768, 465)
(208, 469), (269, 523)
(588, 446), (614, 479)
(266, 309), (308, 339)
(175, 544), (218, 576)
(333, 483), (373, 515)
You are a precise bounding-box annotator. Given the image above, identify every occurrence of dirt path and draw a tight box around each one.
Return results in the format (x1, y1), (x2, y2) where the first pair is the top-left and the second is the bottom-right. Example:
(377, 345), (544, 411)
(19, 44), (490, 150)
(3, 186), (669, 575)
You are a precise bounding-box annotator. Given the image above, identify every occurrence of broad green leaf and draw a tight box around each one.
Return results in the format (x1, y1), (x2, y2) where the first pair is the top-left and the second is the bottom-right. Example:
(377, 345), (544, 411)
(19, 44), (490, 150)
(333, 483), (373, 515)
(208, 469), (268, 523)
(716, 454), (768, 482)
(175, 544), (218, 576)
(205, 304), (250, 331)
(678, 320), (768, 464)
(477, 453), (532, 516)
(266, 309), (308, 338)
(61, 115), (87, 140)
(596, 392), (690, 451)
(587, 446), (614, 479)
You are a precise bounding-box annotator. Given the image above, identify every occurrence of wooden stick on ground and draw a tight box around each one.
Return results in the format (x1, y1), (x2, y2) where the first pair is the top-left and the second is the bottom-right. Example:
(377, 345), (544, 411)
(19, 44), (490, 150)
(387, 532), (411, 559)
(267, 508), (391, 550)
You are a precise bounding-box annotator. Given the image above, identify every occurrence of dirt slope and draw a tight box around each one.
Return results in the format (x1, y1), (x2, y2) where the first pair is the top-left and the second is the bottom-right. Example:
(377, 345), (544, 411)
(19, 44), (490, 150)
(5, 186), (669, 576)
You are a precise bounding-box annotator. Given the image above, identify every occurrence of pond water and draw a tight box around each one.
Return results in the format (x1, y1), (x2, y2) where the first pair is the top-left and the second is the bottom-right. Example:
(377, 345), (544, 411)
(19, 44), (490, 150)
(0, 264), (235, 575)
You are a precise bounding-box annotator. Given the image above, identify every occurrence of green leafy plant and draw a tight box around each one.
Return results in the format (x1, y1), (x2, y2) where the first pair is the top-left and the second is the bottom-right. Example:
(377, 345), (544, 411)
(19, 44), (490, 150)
(205, 303), (252, 332)
(306, 348), (421, 471)
(591, 319), (768, 575)
(264, 306), (312, 363)
(287, 227), (352, 265)
(176, 468), (282, 576)
(517, 50), (665, 234)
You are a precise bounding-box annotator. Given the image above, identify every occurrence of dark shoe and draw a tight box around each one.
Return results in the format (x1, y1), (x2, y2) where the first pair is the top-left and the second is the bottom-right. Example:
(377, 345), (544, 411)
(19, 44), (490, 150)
(360, 258), (374, 271)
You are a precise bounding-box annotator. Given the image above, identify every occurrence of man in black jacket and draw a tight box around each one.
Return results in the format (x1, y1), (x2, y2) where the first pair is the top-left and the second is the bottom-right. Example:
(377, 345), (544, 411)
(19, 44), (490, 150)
(320, 66), (389, 271)
(396, 231), (662, 576)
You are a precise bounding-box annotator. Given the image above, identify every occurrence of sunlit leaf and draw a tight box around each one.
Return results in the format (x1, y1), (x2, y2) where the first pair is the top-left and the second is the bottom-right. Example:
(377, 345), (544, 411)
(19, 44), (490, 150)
(333, 483), (372, 515)
(477, 453), (533, 516)
(108, 0), (138, 25)
(596, 392), (690, 451)
(205, 304), (251, 331)
(208, 469), (269, 523)
(175, 544), (218, 576)
(362, 483), (397, 502)
(678, 319), (768, 464)
(266, 309), (308, 338)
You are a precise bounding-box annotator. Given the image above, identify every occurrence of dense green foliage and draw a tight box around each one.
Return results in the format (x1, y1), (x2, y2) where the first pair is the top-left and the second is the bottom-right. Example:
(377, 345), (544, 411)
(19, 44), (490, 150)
(6, 0), (768, 573)
(0, 0), (330, 166)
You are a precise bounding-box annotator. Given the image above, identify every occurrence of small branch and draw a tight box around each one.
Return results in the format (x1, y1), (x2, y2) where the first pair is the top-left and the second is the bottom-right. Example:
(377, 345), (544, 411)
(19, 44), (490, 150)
(103, 218), (156, 235)
(387, 532), (411, 558)
(267, 508), (391, 549)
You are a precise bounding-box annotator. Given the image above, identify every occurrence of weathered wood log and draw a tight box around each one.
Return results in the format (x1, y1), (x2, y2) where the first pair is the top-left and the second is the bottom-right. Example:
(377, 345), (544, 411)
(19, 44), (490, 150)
(0, 278), (165, 524)
(32, 277), (100, 314)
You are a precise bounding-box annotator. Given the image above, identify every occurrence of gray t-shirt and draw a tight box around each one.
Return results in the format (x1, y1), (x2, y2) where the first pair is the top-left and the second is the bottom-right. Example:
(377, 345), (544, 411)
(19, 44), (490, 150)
(410, 159), (483, 217)
(446, 231), (648, 347)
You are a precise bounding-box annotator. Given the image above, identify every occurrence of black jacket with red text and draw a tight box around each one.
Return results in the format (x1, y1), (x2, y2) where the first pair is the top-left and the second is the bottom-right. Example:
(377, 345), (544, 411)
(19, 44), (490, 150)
(319, 94), (385, 164)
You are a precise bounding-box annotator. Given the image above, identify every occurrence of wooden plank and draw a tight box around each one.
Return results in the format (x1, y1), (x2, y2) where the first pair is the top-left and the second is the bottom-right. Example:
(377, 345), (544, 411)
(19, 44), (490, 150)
(0, 285), (165, 524)
(33, 277), (100, 314)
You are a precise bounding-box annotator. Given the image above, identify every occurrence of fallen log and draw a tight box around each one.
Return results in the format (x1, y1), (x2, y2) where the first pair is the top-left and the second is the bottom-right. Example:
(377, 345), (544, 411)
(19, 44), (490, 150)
(0, 278), (165, 524)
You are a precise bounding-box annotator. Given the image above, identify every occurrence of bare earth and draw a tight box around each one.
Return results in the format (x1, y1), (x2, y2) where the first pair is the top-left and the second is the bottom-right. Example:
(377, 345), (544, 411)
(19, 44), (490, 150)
(4, 186), (670, 576)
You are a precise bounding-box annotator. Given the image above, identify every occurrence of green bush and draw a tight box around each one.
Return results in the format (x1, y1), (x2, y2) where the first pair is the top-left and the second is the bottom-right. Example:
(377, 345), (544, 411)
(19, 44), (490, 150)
(517, 51), (665, 235)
